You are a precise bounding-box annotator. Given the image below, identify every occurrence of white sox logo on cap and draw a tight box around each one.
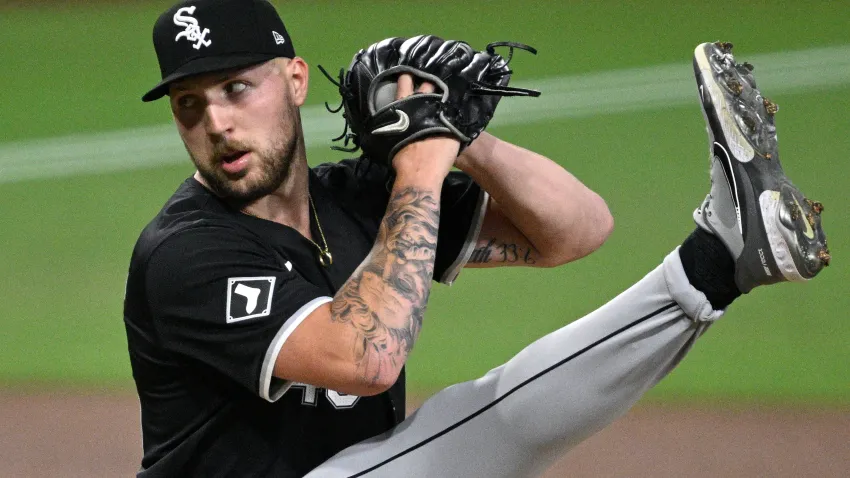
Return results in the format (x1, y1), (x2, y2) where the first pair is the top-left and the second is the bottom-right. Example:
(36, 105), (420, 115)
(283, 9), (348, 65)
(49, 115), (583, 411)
(143, 0), (296, 102)
(173, 6), (211, 50)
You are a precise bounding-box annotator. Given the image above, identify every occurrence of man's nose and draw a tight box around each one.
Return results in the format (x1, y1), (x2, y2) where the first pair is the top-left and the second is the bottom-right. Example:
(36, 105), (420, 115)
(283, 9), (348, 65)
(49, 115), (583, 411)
(203, 103), (234, 139)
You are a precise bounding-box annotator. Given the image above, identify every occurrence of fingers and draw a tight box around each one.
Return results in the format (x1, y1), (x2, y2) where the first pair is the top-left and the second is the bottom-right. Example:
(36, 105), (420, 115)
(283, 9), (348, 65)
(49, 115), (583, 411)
(396, 73), (414, 100)
(396, 74), (436, 100)
(416, 82), (435, 94)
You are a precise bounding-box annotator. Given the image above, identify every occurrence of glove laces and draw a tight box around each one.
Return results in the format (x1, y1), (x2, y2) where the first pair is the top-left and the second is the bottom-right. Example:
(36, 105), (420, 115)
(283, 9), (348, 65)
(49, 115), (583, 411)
(471, 42), (542, 98)
(317, 64), (361, 154)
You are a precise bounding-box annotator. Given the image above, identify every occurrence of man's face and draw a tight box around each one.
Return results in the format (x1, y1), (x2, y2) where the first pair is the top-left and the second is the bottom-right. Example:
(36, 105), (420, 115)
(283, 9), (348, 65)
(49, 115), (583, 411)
(169, 60), (304, 202)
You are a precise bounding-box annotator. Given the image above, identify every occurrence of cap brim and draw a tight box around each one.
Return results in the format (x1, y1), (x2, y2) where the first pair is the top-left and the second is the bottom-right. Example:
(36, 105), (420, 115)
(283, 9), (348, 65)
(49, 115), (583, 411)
(141, 53), (277, 102)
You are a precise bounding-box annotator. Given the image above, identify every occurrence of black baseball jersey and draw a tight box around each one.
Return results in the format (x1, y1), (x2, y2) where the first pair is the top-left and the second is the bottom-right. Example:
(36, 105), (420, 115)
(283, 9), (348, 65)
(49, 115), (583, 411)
(123, 159), (487, 477)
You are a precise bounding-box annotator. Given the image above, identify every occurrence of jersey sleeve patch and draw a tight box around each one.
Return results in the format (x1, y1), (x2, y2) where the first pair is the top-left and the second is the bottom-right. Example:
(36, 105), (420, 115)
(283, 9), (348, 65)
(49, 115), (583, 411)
(226, 277), (276, 323)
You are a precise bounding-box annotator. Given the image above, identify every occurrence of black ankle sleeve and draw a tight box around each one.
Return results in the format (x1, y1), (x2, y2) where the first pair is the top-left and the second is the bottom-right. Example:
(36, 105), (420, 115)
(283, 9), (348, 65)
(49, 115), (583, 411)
(678, 228), (742, 310)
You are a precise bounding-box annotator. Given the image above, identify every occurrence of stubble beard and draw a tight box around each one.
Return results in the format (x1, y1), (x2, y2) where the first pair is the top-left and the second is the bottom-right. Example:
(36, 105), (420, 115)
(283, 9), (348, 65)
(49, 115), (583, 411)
(193, 104), (305, 203)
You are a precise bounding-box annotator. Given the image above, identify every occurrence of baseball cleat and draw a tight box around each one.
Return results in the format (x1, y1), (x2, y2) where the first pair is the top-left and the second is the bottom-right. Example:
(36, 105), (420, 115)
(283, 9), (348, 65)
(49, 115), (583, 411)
(691, 41), (830, 293)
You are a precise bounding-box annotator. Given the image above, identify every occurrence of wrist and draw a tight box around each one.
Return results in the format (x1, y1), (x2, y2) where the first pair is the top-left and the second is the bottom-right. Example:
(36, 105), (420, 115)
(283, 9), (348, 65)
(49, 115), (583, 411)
(391, 136), (459, 185)
(456, 132), (498, 171)
(392, 168), (445, 192)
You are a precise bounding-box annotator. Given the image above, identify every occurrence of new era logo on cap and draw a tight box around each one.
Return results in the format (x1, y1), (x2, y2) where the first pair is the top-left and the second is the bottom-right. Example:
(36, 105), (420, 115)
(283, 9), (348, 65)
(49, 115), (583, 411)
(226, 277), (275, 323)
(273, 31), (286, 45)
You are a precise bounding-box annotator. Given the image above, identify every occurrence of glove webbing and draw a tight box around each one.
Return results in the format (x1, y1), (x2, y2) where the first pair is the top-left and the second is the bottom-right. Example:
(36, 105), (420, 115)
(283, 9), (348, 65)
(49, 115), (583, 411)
(317, 41), (541, 156)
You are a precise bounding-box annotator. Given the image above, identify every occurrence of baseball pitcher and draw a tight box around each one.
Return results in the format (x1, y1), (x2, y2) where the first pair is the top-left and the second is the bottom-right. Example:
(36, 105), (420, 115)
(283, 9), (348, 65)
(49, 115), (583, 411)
(124, 1), (829, 477)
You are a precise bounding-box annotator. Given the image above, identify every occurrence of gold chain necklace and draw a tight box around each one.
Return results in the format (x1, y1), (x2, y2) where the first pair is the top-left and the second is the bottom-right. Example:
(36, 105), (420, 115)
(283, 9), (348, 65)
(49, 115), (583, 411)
(242, 193), (332, 267)
(307, 194), (333, 267)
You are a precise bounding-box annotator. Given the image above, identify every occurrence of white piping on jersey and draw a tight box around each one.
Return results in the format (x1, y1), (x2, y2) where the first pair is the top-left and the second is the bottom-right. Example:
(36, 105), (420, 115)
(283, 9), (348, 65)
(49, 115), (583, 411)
(440, 189), (489, 285)
(259, 296), (333, 403)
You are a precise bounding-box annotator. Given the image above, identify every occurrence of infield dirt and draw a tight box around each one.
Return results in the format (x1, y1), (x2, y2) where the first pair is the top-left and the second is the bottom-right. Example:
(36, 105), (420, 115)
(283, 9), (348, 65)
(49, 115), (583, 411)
(1, 391), (847, 477)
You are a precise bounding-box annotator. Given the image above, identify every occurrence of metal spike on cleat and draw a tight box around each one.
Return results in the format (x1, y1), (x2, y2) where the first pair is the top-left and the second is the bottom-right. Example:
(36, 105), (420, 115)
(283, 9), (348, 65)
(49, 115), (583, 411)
(714, 41), (734, 52)
(806, 211), (818, 228)
(742, 62), (754, 71)
(788, 200), (801, 221)
(818, 248), (831, 266)
(726, 78), (743, 95)
(763, 98), (779, 115)
(741, 114), (756, 133)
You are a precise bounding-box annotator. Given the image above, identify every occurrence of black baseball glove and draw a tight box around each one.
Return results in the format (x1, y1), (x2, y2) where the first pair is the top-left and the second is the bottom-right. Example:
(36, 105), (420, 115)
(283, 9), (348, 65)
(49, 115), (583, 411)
(320, 35), (541, 165)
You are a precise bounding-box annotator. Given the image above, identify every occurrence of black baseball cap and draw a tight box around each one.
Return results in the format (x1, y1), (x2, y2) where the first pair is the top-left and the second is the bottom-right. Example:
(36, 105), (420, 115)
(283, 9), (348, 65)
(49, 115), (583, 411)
(142, 0), (295, 102)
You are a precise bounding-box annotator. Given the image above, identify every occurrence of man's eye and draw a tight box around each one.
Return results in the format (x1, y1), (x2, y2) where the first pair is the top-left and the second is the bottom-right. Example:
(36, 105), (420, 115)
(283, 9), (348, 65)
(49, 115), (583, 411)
(177, 95), (199, 109)
(225, 81), (249, 95)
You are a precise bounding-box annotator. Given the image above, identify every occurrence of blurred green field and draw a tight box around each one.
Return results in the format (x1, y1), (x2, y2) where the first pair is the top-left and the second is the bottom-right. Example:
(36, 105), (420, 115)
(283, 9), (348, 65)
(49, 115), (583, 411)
(0, 1), (847, 405)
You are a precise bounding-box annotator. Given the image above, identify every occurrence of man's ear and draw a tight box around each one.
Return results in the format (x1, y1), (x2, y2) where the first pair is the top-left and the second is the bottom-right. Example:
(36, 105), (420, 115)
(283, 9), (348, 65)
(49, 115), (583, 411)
(286, 57), (309, 107)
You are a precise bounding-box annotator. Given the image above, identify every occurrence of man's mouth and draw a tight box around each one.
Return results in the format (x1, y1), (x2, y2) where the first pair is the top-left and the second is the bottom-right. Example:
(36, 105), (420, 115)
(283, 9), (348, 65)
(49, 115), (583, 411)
(219, 150), (249, 164)
(218, 150), (251, 175)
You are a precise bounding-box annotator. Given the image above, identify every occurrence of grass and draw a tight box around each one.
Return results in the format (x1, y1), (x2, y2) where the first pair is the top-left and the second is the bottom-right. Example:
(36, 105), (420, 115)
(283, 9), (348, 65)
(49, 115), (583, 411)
(0, 0), (847, 404)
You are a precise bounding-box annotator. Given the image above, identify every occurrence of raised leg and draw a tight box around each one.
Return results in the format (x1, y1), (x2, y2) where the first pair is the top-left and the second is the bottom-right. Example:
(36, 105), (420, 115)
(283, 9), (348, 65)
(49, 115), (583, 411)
(307, 251), (718, 478)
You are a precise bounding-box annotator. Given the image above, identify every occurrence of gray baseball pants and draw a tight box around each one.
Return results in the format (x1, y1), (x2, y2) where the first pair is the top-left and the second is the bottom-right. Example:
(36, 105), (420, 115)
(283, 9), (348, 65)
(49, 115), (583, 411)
(306, 249), (723, 477)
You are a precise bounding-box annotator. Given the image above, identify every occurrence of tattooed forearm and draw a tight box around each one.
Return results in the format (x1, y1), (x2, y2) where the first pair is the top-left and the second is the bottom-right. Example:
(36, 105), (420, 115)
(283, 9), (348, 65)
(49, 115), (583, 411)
(330, 187), (440, 386)
(469, 238), (537, 265)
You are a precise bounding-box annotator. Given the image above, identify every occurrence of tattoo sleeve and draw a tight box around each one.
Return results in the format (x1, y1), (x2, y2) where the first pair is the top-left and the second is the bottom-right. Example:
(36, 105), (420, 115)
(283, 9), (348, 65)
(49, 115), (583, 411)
(330, 187), (440, 387)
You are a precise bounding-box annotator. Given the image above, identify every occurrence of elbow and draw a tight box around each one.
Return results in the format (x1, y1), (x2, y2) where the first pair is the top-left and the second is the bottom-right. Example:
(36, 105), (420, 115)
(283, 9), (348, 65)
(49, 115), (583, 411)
(324, 376), (396, 398)
(354, 373), (401, 397)
(591, 196), (615, 249)
(362, 383), (394, 397)
(335, 363), (402, 397)
(575, 193), (614, 258)
(545, 194), (614, 267)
